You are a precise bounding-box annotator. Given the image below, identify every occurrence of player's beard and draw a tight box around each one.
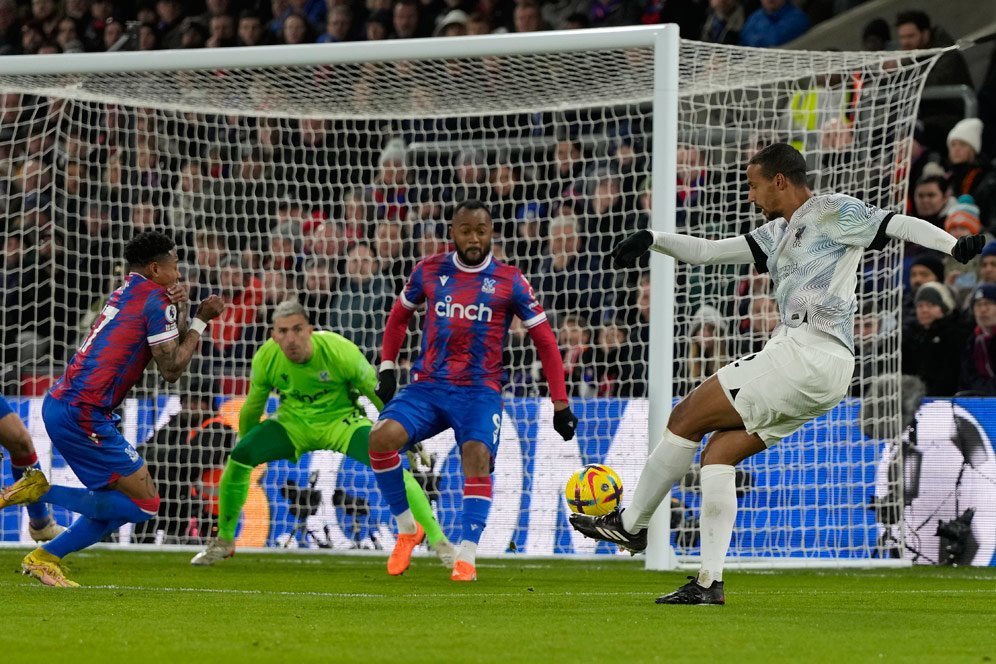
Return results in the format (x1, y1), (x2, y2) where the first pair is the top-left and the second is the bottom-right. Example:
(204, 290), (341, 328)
(456, 240), (491, 266)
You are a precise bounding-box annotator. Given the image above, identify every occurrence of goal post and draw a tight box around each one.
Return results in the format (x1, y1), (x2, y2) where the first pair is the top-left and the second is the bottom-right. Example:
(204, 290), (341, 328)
(0, 29), (942, 567)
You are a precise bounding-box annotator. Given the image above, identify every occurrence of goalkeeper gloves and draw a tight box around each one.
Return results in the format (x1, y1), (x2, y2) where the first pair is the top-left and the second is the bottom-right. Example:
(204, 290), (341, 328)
(553, 405), (578, 441)
(952, 234), (986, 264)
(375, 366), (397, 405)
(611, 229), (654, 268)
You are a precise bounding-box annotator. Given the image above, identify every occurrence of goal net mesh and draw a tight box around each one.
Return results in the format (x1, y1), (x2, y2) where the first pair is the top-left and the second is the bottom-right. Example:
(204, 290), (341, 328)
(0, 39), (938, 560)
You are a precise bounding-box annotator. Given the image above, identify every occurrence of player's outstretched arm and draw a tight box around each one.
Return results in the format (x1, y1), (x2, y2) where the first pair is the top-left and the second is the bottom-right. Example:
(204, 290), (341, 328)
(884, 214), (985, 263)
(526, 320), (578, 441)
(239, 368), (272, 438)
(611, 229), (755, 269)
(376, 299), (416, 404)
(151, 295), (225, 383)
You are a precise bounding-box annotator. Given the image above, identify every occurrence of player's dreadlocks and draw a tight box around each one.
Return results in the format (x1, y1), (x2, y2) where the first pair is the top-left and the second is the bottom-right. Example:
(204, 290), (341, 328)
(124, 231), (176, 267)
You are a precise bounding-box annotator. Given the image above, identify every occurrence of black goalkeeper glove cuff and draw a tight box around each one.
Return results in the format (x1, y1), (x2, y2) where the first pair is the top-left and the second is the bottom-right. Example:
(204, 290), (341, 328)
(611, 230), (655, 269)
(952, 234), (986, 264)
(375, 369), (397, 405)
(553, 406), (578, 441)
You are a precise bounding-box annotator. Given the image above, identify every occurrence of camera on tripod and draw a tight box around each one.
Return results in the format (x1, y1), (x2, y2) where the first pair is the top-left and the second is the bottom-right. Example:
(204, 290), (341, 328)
(936, 508), (977, 566)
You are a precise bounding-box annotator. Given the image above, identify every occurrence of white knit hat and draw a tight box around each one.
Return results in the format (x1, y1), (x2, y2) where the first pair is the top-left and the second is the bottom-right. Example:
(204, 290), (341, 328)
(947, 117), (983, 154)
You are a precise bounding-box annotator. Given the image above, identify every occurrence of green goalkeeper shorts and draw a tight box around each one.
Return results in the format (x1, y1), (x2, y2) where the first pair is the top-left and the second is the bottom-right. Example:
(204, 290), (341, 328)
(263, 409), (372, 461)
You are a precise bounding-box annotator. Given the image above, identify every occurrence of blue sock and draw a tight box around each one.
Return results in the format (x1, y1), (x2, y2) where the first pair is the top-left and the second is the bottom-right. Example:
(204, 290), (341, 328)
(461, 476), (492, 544)
(42, 517), (125, 559)
(369, 450), (410, 516)
(11, 461), (53, 525)
(41, 486), (156, 524)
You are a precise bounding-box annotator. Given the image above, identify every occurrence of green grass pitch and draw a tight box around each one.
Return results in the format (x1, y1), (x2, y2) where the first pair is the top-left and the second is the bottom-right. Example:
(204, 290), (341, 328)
(1, 549), (994, 663)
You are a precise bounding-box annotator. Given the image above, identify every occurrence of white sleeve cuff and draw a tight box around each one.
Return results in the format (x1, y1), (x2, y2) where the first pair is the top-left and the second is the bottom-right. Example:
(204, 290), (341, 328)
(379, 361), (397, 372)
(147, 329), (180, 345)
(522, 312), (547, 328)
(399, 292), (418, 310)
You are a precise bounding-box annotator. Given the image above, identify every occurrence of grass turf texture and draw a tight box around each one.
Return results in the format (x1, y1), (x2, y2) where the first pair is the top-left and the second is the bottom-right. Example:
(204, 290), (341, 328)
(1, 550), (994, 663)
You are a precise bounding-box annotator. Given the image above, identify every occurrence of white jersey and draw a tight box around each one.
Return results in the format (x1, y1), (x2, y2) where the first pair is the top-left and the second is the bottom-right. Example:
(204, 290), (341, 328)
(745, 193), (892, 353)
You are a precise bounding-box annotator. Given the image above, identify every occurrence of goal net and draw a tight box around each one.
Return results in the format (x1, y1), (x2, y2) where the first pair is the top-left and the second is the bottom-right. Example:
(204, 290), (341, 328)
(0, 30), (940, 563)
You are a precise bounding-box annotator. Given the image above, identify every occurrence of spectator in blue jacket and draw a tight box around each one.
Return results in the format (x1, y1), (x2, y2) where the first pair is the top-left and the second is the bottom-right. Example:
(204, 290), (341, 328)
(739, 0), (810, 48)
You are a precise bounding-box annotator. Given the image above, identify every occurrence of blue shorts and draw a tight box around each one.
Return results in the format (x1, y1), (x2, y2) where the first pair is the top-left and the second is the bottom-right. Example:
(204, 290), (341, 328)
(42, 394), (145, 490)
(380, 382), (504, 457)
(0, 394), (14, 420)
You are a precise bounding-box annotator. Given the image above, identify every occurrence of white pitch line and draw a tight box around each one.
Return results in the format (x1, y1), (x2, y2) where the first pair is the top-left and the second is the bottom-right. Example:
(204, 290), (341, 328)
(62, 585), (996, 599)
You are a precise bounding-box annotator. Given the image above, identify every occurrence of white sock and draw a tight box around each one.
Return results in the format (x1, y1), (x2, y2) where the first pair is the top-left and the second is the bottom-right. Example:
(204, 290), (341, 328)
(697, 464), (737, 587)
(621, 428), (700, 533)
(457, 540), (477, 565)
(396, 509), (417, 535)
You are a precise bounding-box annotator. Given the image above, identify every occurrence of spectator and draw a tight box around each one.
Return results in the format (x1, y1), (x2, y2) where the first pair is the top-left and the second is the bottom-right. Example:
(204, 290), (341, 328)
(370, 138), (410, 221)
(137, 22), (160, 50)
(466, 11), (491, 35)
(0, 0), (20, 56)
(700, 0), (744, 45)
(179, 18), (210, 49)
(861, 17), (890, 51)
(538, 212), (609, 326)
(558, 314), (596, 397)
(510, 201), (546, 278)
(562, 12), (589, 30)
(237, 10), (268, 46)
(979, 242), (996, 287)
(946, 118), (996, 231)
(487, 158), (524, 238)
(318, 6), (353, 42)
(541, 0), (589, 31)
(903, 253), (944, 327)
(55, 17), (85, 53)
(199, 0), (234, 24)
(685, 304), (730, 393)
(443, 147), (489, 214)
(340, 185), (372, 241)
(300, 256), (334, 328)
(739, 0), (810, 48)
(30, 0), (60, 39)
(434, 9), (469, 37)
(504, 316), (540, 397)
(206, 254), (263, 368)
(961, 284), (996, 395)
(593, 319), (643, 397)
(366, 9), (391, 40)
(156, 0), (186, 49)
(392, 0), (422, 38)
(513, 0), (546, 32)
(373, 219), (411, 296)
(206, 14), (237, 48)
(328, 242), (388, 360)
(737, 295), (779, 356)
(641, 0), (705, 37)
(895, 11), (973, 153)
(582, 166), (635, 254)
(281, 12), (314, 44)
(943, 196), (986, 299)
(911, 174), (953, 228)
(902, 282), (967, 397)
(897, 121), (942, 214)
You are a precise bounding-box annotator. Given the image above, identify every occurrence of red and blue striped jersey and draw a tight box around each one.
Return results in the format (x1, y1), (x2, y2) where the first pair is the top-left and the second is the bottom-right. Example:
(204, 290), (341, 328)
(400, 251), (547, 392)
(51, 273), (180, 411)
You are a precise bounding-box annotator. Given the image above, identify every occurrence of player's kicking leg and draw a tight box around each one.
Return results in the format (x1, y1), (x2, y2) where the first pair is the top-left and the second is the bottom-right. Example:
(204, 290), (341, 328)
(0, 400), (64, 542)
(570, 375), (763, 605)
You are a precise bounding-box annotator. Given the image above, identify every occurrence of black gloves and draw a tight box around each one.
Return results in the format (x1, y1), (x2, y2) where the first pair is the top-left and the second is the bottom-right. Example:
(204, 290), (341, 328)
(375, 368), (396, 405)
(611, 229), (654, 268)
(553, 406), (578, 441)
(952, 234), (986, 264)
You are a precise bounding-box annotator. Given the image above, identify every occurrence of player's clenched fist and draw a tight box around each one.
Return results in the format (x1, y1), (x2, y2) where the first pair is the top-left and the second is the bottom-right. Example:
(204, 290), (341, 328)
(611, 229), (654, 268)
(952, 233), (986, 264)
(553, 403), (578, 441)
(166, 282), (190, 305)
(197, 294), (226, 320)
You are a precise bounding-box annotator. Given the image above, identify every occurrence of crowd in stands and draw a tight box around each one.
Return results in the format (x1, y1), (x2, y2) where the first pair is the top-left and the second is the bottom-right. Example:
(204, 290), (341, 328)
(1, 0), (996, 412)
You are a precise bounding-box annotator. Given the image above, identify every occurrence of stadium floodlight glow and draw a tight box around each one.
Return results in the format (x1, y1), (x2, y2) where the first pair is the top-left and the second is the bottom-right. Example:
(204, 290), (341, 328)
(0, 28), (945, 569)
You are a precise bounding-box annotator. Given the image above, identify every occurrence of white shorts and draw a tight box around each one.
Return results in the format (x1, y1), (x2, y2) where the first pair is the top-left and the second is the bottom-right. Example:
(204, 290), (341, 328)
(716, 324), (854, 446)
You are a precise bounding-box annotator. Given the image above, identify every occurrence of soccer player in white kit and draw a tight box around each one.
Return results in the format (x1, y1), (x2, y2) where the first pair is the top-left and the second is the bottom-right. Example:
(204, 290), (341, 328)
(570, 143), (985, 605)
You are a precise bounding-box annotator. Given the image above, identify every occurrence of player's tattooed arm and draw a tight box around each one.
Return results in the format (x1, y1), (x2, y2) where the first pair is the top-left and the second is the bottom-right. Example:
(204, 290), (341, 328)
(166, 282), (190, 333)
(151, 295), (225, 383)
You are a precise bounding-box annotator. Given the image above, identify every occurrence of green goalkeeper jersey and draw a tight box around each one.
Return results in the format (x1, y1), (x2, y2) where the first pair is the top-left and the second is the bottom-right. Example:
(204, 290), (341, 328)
(239, 331), (384, 442)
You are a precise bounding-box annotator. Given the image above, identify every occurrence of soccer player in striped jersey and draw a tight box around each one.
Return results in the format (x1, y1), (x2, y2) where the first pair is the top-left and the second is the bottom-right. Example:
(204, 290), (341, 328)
(571, 143), (986, 605)
(191, 300), (453, 571)
(371, 199), (578, 581)
(0, 231), (224, 587)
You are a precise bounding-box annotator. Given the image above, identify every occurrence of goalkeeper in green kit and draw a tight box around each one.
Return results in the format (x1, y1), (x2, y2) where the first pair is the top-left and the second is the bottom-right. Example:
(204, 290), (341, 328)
(191, 300), (454, 572)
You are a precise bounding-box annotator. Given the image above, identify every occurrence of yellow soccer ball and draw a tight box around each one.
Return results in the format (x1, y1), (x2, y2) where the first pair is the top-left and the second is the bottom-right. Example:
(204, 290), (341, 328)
(565, 464), (623, 516)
